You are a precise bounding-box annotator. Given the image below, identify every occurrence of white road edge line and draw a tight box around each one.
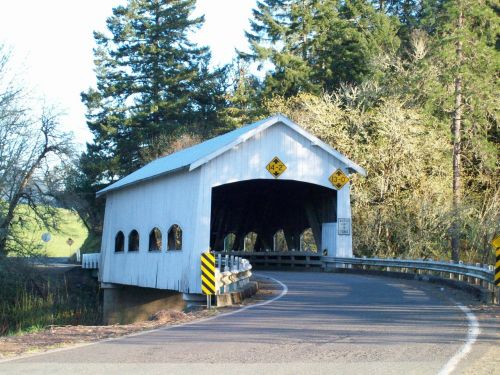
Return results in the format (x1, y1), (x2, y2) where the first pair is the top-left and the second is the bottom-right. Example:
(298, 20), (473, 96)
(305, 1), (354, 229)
(0, 274), (288, 364)
(437, 301), (480, 375)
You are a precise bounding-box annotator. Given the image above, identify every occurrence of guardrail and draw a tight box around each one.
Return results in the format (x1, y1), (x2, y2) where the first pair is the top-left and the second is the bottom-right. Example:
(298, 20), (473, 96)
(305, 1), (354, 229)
(214, 253), (252, 294)
(225, 251), (497, 296)
(82, 253), (100, 269)
(323, 256), (495, 289)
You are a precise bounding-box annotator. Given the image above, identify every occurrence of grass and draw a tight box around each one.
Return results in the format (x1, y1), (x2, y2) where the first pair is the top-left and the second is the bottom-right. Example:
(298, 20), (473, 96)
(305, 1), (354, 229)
(14, 206), (89, 257)
(0, 278), (102, 336)
(0, 258), (102, 336)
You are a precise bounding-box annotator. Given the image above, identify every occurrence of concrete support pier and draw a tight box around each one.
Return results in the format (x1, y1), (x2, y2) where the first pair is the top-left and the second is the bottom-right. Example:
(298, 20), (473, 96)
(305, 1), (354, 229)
(102, 283), (185, 324)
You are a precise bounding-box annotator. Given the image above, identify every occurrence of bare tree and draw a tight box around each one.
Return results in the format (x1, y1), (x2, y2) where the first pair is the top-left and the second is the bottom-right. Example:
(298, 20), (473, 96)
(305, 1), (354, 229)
(0, 46), (73, 256)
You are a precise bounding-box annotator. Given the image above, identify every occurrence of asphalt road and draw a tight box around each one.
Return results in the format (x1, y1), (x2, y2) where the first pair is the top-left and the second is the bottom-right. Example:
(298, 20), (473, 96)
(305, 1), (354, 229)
(0, 271), (495, 375)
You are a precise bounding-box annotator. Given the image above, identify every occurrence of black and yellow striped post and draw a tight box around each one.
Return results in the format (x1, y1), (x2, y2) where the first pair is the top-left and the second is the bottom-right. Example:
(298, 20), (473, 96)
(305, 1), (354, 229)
(492, 235), (500, 287)
(201, 251), (216, 308)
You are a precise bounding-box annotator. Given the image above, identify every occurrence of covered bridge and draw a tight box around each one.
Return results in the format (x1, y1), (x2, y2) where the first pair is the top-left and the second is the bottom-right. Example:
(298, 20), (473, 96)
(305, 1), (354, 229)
(97, 114), (366, 294)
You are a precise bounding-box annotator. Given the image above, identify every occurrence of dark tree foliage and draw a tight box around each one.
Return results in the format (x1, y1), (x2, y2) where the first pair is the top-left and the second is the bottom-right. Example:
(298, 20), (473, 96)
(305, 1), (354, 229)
(242, 0), (400, 97)
(81, 0), (228, 182)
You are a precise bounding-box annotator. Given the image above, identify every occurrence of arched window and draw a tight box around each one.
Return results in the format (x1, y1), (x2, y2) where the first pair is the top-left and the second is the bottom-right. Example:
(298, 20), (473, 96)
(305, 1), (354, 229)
(300, 228), (317, 252)
(115, 231), (124, 252)
(244, 232), (258, 252)
(223, 233), (236, 252)
(273, 229), (288, 252)
(149, 227), (162, 251)
(167, 224), (182, 251)
(128, 230), (140, 251)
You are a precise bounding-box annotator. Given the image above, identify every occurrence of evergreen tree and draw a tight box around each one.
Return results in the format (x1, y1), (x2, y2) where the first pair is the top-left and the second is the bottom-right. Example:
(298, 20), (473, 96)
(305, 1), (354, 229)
(242, 0), (318, 97)
(81, 0), (226, 181)
(316, 0), (401, 89)
(243, 0), (400, 97)
(219, 59), (264, 130)
(372, 0), (422, 52)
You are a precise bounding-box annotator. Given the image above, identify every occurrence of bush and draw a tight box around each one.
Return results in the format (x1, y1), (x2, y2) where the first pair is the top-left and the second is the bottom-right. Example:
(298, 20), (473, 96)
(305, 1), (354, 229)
(0, 258), (101, 335)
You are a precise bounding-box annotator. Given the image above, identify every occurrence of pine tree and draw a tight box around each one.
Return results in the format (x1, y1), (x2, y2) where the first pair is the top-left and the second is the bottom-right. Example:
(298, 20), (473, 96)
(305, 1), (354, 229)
(242, 0), (319, 97)
(81, 0), (225, 181)
(219, 59), (264, 130)
(373, 0), (421, 52)
(316, 0), (401, 89)
(243, 0), (400, 97)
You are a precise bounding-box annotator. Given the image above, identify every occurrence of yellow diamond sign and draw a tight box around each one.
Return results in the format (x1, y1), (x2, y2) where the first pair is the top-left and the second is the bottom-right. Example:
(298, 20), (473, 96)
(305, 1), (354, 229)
(329, 169), (350, 189)
(492, 234), (500, 249)
(266, 156), (287, 178)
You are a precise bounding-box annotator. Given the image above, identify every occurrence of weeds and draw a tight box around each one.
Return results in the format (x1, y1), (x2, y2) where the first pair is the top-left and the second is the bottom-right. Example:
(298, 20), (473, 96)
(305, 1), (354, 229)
(0, 258), (101, 336)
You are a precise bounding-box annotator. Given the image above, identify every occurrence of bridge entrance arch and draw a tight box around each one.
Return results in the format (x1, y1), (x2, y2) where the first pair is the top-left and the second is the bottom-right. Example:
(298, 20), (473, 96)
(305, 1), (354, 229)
(210, 179), (336, 253)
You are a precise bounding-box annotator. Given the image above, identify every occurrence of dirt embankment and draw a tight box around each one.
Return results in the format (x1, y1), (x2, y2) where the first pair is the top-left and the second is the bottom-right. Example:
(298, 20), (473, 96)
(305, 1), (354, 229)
(0, 308), (218, 359)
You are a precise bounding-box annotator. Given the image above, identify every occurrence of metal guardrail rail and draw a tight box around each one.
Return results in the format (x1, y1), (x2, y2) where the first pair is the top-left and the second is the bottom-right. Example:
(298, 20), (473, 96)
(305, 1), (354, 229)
(324, 256), (494, 284)
(323, 257), (495, 291)
(226, 251), (496, 291)
(213, 253), (252, 294)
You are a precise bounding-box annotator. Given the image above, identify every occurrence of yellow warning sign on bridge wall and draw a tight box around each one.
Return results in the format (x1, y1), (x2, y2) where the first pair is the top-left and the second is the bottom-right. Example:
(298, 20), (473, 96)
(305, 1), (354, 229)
(266, 157), (287, 178)
(329, 169), (350, 190)
(201, 252), (216, 295)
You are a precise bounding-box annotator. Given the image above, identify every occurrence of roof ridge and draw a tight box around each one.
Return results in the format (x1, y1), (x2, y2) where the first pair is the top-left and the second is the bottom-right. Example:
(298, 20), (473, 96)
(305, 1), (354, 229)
(96, 114), (365, 197)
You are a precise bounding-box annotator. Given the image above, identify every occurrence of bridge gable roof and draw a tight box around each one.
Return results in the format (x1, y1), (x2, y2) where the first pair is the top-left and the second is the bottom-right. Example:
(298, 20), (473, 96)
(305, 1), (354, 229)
(96, 114), (366, 197)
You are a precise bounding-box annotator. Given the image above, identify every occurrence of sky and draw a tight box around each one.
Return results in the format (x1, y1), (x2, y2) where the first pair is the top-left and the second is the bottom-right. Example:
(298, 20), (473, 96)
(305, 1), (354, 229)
(0, 0), (256, 149)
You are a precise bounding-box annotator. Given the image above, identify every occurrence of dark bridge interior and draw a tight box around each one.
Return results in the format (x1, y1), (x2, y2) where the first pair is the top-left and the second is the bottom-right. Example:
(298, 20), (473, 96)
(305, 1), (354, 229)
(210, 179), (336, 252)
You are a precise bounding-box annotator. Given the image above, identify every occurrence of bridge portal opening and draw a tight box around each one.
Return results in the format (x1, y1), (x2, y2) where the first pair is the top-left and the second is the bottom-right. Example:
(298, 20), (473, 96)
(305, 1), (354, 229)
(210, 179), (336, 252)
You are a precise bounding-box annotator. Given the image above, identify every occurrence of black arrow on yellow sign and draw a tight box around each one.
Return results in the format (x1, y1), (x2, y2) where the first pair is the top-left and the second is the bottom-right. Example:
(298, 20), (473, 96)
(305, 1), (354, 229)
(492, 235), (500, 286)
(201, 252), (216, 295)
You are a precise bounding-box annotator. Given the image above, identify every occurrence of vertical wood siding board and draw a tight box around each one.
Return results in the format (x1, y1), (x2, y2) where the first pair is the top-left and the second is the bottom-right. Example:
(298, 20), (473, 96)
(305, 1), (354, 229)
(157, 250), (165, 289)
(336, 182), (353, 257)
(100, 197), (111, 282)
(181, 167), (204, 293)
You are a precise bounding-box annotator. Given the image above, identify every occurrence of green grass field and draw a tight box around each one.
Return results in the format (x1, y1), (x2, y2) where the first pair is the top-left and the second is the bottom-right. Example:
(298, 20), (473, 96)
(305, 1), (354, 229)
(15, 206), (89, 257)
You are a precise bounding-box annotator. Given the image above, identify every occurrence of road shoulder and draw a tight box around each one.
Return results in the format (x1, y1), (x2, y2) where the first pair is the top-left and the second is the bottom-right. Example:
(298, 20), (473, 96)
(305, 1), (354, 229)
(0, 275), (282, 361)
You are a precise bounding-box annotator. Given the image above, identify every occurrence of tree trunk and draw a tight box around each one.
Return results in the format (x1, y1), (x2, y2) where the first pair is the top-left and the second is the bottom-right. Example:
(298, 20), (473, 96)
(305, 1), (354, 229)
(451, 6), (464, 262)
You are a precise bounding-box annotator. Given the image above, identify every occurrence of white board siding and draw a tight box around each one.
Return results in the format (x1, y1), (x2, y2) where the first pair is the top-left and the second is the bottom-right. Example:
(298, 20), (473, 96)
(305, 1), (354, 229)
(321, 223), (337, 256)
(336, 182), (353, 257)
(202, 123), (347, 190)
(100, 168), (203, 293)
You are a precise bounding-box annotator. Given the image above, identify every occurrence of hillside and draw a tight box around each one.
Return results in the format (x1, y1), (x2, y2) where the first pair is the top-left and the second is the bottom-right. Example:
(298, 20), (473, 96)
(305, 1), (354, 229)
(15, 206), (89, 257)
